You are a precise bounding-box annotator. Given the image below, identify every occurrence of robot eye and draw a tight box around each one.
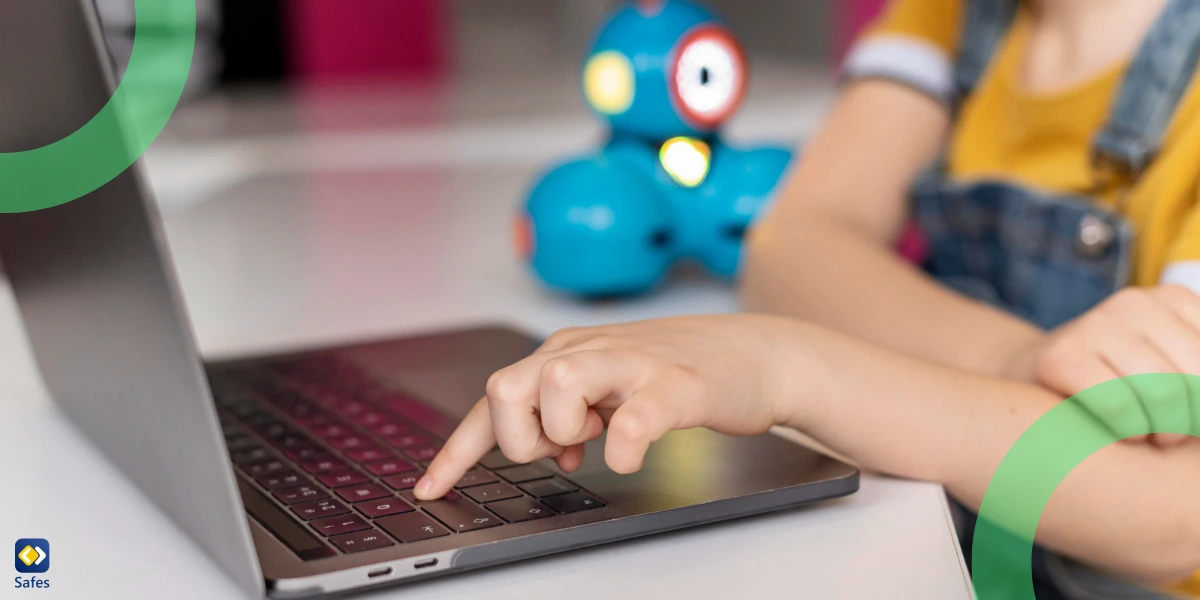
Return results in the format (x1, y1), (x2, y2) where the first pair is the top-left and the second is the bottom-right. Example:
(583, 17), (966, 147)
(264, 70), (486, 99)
(669, 26), (746, 129)
(584, 51), (636, 115)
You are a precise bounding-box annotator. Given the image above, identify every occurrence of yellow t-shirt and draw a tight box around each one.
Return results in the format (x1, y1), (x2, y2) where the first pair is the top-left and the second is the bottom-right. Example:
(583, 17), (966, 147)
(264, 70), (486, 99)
(845, 0), (1200, 290)
(846, 0), (1200, 595)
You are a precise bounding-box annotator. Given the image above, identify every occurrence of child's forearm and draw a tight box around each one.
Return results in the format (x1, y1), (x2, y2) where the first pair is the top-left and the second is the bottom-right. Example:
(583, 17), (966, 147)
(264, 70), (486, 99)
(741, 80), (1043, 378)
(781, 321), (1200, 583)
(744, 212), (1043, 378)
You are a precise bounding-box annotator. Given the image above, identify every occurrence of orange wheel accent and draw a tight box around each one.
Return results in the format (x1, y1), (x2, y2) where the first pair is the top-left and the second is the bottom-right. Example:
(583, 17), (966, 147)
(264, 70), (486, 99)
(514, 214), (535, 260)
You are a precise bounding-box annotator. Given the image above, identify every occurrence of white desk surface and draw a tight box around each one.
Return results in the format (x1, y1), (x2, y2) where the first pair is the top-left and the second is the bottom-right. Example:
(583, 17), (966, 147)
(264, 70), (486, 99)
(0, 76), (973, 599)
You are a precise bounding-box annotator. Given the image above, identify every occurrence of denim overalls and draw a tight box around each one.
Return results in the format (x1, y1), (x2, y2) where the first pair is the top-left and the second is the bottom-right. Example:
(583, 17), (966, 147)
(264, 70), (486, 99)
(912, 0), (1200, 597)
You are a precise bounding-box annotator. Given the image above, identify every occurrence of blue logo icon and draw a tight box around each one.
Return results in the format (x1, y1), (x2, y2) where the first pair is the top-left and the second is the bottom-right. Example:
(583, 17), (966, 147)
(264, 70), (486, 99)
(14, 539), (49, 574)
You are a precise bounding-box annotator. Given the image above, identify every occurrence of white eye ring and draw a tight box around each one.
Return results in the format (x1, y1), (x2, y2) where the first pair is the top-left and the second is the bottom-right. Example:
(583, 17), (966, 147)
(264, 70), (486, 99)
(670, 27), (746, 128)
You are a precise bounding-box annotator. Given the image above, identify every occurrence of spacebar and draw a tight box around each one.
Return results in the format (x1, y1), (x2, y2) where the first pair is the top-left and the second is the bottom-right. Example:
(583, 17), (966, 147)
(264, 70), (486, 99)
(237, 478), (336, 561)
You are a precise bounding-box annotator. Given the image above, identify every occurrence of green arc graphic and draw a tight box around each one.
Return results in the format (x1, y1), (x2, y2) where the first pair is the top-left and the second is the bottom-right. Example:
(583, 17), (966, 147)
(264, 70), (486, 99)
(973, 374), (1200, 598)
(0, 0), (195, 213)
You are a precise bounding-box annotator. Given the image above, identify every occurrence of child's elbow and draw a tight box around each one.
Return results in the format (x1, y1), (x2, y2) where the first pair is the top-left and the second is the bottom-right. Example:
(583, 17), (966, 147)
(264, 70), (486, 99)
(1123, 516), (1200, 586)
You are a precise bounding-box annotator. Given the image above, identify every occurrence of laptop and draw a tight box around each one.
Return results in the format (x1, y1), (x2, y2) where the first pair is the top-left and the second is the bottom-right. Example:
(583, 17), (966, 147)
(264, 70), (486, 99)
(0, 1), (859, 597)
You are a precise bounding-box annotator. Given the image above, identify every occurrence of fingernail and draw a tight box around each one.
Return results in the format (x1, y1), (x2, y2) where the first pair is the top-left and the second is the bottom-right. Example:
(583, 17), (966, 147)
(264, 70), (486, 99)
(415, 476), (433, 498)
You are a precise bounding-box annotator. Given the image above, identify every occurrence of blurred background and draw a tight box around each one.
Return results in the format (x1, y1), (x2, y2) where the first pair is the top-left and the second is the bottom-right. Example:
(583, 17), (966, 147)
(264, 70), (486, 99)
(76, 0), (888, 356)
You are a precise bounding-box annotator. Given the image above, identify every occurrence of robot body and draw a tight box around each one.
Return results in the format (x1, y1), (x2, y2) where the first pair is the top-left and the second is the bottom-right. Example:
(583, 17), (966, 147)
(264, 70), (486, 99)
(520, 0), (794, 297)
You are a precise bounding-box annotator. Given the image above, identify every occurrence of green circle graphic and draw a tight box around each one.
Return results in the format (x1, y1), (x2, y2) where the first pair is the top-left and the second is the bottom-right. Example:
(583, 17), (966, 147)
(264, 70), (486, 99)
(0, 0), (195, 213)
(972, 373), (1200, 598)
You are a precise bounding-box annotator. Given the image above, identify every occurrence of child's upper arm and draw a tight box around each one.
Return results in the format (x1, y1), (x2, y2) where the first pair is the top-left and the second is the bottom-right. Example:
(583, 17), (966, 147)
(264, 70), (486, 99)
(762, 0), (961, 244)
(843, 0), (964, 106)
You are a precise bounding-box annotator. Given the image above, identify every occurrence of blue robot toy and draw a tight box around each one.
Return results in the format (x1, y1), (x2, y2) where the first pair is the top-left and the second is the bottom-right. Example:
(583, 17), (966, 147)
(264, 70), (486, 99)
(517, 0), (794, 297)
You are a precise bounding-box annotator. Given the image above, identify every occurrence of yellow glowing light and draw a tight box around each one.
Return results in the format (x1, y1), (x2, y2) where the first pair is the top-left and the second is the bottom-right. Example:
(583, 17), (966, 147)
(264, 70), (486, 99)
(584, 51), (635, 115)
(659, 137), (711, 187)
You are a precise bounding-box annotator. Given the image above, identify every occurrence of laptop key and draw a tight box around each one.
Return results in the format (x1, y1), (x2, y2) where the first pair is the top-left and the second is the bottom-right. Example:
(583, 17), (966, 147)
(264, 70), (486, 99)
(256, 470), (305, 490)
(384, 434), (428, 449)
(487, 497), (554, 523)
(224, 435), (257, 452)
(272, 434), (311, 449)
(330, 529), (394, 554)
(231, 446), (271, 465)
(351, 411), (390, 427)
(345, 448), (392, 463)
(329, 435), (371, 451)
(402, 446), (441, 462)
(256, 422), (293, 439)
(454, 468), (499, 489)
(292, 499), (351, 521)
(495, 464), (553, 484)
(541, 492), (605, 514)
(296, 412), (332, 428)
(400, 489), (459, 505)
(274, 485), (328, 505)
(462, 482), (521, 504)
(243, 459), (289, 477)
(317, 470), (369, 488)
(369, 422), (411, 437)
(423, 498), (503, 533)
(355, 497), (415, 518)
(376, 511), (450, 543)
(381, 472), (423, 491)
(283, 446), (327, 461)
(364, 459), (416, 476)
(518, 477), (578, 498)
(336, 483), (390, 503)
(479, 449), (517, 470)
(312, 423), (353, 440)
(300, 457), (348, 474)
(311, 515), (371, 537)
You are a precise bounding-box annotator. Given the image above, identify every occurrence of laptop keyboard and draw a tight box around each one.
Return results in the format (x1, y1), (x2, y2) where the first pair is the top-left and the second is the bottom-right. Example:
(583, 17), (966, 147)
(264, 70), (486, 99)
(210, 355), (604, 558)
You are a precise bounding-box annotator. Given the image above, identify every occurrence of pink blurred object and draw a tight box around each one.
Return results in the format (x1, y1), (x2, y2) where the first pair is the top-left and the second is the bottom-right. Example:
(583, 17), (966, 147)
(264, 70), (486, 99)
(896, 220), (931, 264)
(290, 0), (450, 82)
(836, 0), (888, 60)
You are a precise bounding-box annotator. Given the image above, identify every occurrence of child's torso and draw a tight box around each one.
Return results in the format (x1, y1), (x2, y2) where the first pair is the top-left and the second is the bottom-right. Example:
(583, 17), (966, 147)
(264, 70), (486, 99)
(948, 9), (1200, 287)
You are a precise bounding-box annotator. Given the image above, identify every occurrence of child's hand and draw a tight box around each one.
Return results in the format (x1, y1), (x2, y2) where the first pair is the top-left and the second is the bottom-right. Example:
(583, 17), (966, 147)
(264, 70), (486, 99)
(413, 315), (811, 500)
(1022, 286), (1200, 447)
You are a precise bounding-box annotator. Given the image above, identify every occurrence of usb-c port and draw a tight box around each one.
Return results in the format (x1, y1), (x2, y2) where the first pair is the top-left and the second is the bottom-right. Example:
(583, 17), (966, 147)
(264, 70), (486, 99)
(414, 558), (438, 570)
(368, 567), (393, 579)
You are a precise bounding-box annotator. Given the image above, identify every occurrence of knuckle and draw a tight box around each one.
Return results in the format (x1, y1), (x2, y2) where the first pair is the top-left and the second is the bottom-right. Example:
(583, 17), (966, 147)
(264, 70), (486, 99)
(543, 327), (583, 348)
(540, 357), (579, 391)
(485, 370), (522, 405)
(608, 412), (646, 442)
(1087, 396), (1141, 423)
(1144, 384), (1185, 408)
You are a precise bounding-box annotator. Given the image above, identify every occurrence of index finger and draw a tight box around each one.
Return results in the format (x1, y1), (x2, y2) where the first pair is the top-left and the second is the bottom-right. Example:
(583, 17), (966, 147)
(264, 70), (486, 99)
(415, 398), (496, 500)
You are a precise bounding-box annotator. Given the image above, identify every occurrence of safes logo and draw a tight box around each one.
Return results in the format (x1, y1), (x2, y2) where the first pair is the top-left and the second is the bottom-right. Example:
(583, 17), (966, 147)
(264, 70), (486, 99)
(14, 539), (50, 590)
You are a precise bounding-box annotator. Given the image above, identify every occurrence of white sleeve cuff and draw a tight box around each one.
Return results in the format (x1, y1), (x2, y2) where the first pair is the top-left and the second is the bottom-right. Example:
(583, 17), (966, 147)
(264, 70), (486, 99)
(1160, 261), (1200, 295)
(841, 35), (956, 105)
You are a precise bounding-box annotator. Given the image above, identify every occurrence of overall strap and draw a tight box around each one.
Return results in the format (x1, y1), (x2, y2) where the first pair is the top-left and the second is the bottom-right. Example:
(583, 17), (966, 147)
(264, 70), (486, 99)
(953, 0), (1018, 104)
(1092, 0), (1200, 180)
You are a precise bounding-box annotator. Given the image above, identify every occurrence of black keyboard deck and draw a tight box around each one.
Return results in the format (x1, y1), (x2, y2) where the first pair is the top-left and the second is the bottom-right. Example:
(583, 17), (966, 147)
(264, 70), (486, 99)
(211, 355), (604, 558)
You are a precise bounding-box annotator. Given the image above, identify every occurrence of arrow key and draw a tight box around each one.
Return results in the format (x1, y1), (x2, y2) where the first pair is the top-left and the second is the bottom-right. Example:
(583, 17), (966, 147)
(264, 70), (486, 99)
(486, 496), (554, 523)
(376, 511), (450, 543)
(311, 514), (371, 537)
(423, 498), (502, 533)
